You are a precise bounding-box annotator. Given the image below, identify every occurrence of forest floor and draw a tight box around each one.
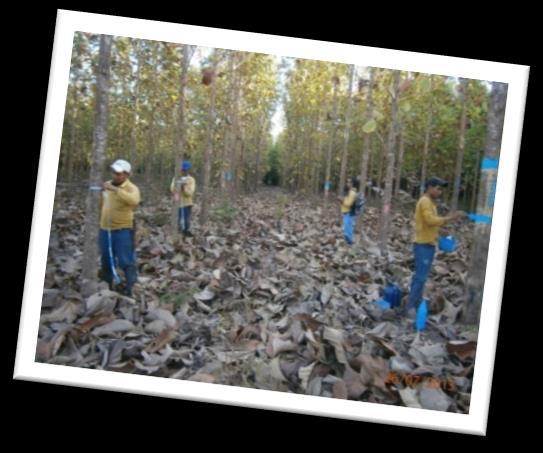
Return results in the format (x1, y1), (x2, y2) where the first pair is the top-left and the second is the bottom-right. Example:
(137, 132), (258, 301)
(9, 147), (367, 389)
(37, 185), (478, 413)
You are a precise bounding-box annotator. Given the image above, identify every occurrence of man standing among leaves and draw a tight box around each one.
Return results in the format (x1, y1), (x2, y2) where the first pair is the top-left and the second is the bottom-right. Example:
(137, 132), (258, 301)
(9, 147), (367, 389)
(170, 160), (196, 237)
(338, 177), (359, 245)
(406, 176), (464, 317)
(99, 159), (140, 297)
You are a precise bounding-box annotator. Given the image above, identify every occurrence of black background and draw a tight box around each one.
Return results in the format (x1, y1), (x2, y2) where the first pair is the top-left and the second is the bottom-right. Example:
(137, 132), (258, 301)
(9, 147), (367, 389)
(9, 3), (533, 446)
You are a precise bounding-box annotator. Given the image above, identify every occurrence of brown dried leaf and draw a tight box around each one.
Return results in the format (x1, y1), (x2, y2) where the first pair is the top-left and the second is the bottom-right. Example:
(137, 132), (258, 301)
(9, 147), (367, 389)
(145, 328), (178, 354)
(447, 341), (477, 361)
(343, 365), (367, 399)
(266, 335), (297, 358)
(74, 312), (116, 337)
(332, 380), (348, 399)
(92, 319), (135, 336)
(188, 373), (216, 383)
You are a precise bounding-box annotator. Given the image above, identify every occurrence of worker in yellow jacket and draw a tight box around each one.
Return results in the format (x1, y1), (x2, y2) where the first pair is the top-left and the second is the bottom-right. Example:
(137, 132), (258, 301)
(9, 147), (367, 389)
(337, 177), (360, 245)
(170, 160), (196, 237)
(99, 159), (140, 297)
(406, 176), (464, 317)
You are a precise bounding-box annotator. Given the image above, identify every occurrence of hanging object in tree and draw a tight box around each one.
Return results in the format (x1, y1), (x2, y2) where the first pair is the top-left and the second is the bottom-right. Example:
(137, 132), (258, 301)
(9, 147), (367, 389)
(202, 68), (215, 86)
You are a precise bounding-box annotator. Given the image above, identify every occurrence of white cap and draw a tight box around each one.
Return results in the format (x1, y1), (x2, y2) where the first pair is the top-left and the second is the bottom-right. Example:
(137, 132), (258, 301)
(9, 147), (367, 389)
(111, 159), (131, 174)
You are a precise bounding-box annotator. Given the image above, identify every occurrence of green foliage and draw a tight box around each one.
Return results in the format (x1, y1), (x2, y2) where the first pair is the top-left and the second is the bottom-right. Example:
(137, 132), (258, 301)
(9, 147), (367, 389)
(61, 33), (491, 210)
(211, 200), (238, 224)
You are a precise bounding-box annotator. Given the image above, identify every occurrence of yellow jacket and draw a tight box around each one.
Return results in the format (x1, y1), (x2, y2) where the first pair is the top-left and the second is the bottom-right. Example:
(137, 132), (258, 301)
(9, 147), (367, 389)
(170, 175), (195, 207)
(100, 179), (140, 230)
(414, 194), (445, 245)
(341, 189), (357, 214)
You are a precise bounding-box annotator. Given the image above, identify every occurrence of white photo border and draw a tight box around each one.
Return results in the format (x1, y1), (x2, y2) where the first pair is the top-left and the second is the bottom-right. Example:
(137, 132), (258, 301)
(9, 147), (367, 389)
(14, 9), (529, 436)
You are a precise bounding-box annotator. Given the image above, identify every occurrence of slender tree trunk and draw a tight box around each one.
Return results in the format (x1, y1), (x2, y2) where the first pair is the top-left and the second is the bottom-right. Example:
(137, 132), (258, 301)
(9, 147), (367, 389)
(170, 45), (195, 237)
(221, 52), (235, 191)
(254, 117), (266, 192)
(229, 53), (243, 197)
(324, 76), (339, 200)
(200, 56), (219, 225)
(145, 112), (156, 190)
(129, 40), (142, 167)
(378, 71), (401, 254)
(338, 64), (356, 195)
(394, 122), (405, 197)
(144, 44), (159, 193)
(451, 78), (469, 212)
(236, 131), (245, 195)
(294, 120), (304, 192)
(420, 75), (434, 194)
(359, 68), (375, 198)
(376, 140), (384, 194)
(462, 82), (507, 324)
(470, 148), (483, 213)
(66, 98), (78, 182)
(82, 35), (112, 281)
(462, 174), (469, 209)
(314, 114), (324, 196)
(367, 140), (374, 195)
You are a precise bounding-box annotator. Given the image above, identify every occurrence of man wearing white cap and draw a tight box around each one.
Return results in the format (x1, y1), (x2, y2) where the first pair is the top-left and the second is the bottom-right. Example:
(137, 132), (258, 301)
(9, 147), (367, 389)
(99, 159), (141, 297)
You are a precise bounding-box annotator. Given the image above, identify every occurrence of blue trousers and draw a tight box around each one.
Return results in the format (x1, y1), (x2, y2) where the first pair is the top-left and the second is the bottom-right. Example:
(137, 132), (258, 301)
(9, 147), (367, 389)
(407, 243), (436, 309)
(343, 213), (356, 245)
(178, 206), (192, 233)
(99, 229), (137, 296)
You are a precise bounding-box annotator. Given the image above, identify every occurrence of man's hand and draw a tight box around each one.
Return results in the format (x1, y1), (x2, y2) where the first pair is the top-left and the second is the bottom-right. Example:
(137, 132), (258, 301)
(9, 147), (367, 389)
(103, 181), (119, 192)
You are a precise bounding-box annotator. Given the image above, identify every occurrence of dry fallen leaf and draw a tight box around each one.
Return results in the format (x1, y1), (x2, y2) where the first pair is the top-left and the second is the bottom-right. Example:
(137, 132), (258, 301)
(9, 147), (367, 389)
(188, 373), (216, 383)
(92, 319), (135, 336)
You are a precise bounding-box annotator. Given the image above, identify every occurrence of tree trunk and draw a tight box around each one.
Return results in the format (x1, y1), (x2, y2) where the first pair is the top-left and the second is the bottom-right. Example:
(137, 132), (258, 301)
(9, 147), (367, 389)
(324, 76), (339, 199)
(314, 114), (324, 196)
(462, 173), (469, 209)
(144, 44), (159, 193)
(145, 113), (156, 190)
(420, 75), (434, 194)
(394, 122), (405, 197)
(378, 71), (401, 254)
(200, 56), (219, 226)
(66, 97), (78, 182)
(367, 139), (374, 195)
(470, 148), (483, 213)
(461, 82), (507, 325)
(338, 64), (355, 195)
(238, 131), (246, 194)
(229, 53), (243, 197)
(254, 117), (267, 192)
(221, 52), (236, 191)
(129, 39), (142, 167)
(376, 139), (384, 195)
(82, 35), (112, 281)
(170, 45), (195, 237)
(359, 68), (375, 198)
(451, 78), (469, 212)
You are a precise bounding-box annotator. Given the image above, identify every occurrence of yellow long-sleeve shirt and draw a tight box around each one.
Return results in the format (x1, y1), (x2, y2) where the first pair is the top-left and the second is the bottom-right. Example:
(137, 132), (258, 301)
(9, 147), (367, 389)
(100, 179), (140, 230)
(414, 194), (446, 245)
(341, 189), (357, 214)
(170, 175), (195, 207)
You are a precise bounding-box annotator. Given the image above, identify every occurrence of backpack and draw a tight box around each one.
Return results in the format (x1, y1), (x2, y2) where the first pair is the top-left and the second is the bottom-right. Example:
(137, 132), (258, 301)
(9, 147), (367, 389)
(351, 192), (366, 216)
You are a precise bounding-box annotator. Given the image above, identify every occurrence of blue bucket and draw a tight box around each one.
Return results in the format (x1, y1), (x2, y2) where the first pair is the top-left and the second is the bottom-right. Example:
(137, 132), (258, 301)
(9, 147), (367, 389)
(383, 283), (402, 308)
(439, 235), (457, 253)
